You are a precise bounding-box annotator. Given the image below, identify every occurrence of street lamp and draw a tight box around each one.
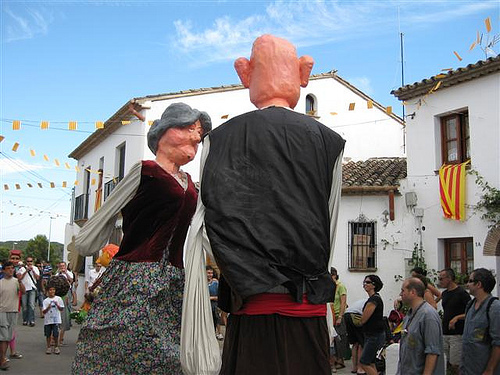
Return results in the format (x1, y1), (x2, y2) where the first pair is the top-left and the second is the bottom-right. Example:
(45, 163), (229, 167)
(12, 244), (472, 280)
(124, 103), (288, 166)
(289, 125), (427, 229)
(12, 242), (17, 250)
(47, 217), (55, 261)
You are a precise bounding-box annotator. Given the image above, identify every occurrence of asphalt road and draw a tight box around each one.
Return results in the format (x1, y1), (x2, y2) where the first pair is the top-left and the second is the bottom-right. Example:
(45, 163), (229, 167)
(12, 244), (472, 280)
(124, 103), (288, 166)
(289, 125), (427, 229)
(4, 314), (79, 375)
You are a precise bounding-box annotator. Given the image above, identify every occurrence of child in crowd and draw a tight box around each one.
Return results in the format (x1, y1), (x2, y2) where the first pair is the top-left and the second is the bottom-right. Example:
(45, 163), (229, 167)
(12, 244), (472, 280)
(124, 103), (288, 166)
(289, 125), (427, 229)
(42, 287), (64, 355)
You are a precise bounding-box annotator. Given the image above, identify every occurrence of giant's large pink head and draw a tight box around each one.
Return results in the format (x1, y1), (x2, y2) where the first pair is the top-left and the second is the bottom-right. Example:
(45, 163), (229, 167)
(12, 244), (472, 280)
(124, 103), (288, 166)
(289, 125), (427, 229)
(234, 34), (314, 109)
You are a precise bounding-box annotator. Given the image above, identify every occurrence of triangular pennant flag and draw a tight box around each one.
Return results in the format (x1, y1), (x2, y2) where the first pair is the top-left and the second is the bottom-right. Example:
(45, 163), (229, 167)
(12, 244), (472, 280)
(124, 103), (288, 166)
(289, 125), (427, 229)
(15, 184), (21, 190)
(27, 183), (33, 188)
(435, 74), (447, 79)
(74, 180), (79, 186)
(469, 41), (476, 51)
(40, 121), (49, 130)
(433, 81), (442, 92)
(4, 185), (9, 190)
(75, 166), (81, 172)
(91, 178), (96, 186)
(50, 182), (55, 188)
(43, 155), (49, 162)
(453, 51), (463, 61)
(121, 120), (131, 125)
(148, 121), (154, 126)
(95, 121), (104, 129)
(477, 30), (481, 44)
(68, 121), (78, 130)
(62, 181), (67, 188)
(485, 17), (491, 33)
(54, 159), (60, 167)
(386, 106), (393, 115)
(221, 115), (229, 119)
(12, 120), (21, 130)
(367, 100), (373, 109)
(0, 136), (4, 143)
(30, 149), (36, 157)
(12, 142), (20, 152)
(38, 183), (43, 188)
(348, 103), (355, 111)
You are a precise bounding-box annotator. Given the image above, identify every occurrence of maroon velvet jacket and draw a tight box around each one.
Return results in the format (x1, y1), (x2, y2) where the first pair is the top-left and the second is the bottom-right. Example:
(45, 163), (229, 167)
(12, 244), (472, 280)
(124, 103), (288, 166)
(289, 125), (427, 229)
(113, 160), (197, 268)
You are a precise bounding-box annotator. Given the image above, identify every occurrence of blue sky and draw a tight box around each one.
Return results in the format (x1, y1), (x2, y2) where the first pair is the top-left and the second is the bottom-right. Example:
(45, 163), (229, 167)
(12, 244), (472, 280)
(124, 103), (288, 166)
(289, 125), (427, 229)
(1, 0), (498, 244)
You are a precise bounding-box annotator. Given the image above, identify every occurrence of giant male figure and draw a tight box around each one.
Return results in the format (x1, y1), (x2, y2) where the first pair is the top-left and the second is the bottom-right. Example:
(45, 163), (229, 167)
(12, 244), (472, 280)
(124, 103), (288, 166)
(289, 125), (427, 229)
(187, 34), (345, 375)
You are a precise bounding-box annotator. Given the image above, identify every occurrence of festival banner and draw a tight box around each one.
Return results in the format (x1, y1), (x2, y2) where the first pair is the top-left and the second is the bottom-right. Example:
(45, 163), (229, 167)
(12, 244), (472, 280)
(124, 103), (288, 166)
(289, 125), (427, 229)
(439, 161), (469, 221)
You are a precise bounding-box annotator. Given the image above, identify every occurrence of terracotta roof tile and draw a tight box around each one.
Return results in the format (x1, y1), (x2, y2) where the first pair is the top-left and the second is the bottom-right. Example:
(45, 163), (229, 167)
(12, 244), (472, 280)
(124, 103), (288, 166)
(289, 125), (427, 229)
(342, 157), (407, 188)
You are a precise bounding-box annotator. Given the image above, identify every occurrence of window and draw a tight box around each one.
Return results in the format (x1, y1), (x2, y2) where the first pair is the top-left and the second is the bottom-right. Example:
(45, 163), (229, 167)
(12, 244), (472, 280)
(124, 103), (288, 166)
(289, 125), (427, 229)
(305, 94), (317, 116)
(441, 112), (470, 164)
(444, 237), (473, 275)
(116, 142), (126, 180)
(348, 217), (377, 270)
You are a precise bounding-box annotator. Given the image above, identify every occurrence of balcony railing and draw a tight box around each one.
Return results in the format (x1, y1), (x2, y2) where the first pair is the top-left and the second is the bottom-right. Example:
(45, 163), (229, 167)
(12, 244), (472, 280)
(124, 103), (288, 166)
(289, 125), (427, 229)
(104, 178), (122, 201)
(74, 193), (89, 222)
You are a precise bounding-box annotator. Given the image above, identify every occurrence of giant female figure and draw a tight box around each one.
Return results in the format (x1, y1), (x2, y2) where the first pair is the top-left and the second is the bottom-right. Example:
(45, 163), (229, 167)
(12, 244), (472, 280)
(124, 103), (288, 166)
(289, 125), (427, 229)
(71, 103), (211, 374)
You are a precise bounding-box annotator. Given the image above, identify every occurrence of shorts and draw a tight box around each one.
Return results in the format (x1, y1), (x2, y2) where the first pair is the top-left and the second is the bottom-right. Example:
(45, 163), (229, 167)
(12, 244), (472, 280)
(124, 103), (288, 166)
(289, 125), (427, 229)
(359, 331), (385, 365)
(0, 312), (17, 341)
(443, 335), (463, 366)
(44, 323), (60, 339)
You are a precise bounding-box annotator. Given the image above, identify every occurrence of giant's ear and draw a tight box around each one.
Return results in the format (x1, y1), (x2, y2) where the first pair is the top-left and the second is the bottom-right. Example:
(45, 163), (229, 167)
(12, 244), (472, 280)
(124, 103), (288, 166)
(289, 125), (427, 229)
(234, 57), (251, 88)
(299, 55), (314, 87)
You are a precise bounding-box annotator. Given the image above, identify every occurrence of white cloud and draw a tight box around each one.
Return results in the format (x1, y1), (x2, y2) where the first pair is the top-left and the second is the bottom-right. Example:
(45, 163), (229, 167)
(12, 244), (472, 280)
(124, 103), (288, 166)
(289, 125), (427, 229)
(171, 0), (499, 64)
(0, 158), (46, 175)
(347, 77), (374, 96)
(3, 7), (54, 43)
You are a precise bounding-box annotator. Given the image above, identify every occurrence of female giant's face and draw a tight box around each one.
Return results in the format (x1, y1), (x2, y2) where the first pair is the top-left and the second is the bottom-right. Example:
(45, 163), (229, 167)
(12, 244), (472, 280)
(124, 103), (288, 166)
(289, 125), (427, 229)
(158, 120), (203, 166)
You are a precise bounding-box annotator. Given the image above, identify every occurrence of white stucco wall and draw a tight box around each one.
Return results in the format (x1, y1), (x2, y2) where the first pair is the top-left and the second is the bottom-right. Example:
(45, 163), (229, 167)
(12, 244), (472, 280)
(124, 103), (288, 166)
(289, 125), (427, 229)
(404, 71), (500, 293)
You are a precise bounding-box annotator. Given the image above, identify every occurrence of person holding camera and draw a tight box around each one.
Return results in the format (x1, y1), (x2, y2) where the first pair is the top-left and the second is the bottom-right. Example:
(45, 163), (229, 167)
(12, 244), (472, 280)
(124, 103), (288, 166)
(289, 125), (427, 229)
(42, 286), (64, 355)
(17, 256), (40, 327)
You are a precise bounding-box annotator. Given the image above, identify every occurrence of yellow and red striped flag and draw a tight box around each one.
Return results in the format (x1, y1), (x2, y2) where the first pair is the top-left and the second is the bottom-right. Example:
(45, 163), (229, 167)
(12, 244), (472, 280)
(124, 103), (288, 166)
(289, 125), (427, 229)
(439, 161), (469, 220)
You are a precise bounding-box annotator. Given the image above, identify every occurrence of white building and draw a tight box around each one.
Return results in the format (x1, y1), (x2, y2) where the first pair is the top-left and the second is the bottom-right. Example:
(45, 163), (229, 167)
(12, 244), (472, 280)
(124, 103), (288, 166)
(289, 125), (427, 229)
(392, 55), (500, 296)
(65, 71), (406, 305)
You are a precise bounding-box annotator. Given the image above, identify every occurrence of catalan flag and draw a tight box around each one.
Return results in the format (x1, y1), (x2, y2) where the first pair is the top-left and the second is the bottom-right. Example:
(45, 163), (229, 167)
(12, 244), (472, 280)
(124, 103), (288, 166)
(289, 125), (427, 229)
(439, 161), (469, 220)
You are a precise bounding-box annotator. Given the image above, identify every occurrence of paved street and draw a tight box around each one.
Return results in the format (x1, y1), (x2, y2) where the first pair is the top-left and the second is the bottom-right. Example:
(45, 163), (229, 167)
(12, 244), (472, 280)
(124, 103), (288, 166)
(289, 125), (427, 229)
(5, 315), (360, 374)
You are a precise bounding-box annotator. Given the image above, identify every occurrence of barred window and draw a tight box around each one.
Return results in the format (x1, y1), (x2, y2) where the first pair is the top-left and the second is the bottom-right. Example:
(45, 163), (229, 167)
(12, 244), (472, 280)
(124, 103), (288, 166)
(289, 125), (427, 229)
(348, 218), (377, 271)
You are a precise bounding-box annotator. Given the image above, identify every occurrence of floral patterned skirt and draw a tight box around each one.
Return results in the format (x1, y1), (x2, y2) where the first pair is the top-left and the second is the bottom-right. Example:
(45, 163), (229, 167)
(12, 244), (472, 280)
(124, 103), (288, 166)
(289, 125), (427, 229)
(71, 259), (184, 375)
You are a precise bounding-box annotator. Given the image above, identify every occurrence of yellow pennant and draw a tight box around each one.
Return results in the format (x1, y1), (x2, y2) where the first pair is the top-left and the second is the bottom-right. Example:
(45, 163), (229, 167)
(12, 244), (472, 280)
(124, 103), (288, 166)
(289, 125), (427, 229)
(433, 81), (442, 91)
(453, 51), (462, 61)
(38, 183), (43, 188)
(41, 121), (49, 130)
(435, 74), (447, 79)
(0, 136), (4, 143)
(50, 182), (55, 188)
(75, 166), (81, 172)
(367, 100), (373, 109)
(148, 121), (154, 126)
(54, 159), (60, 167)
(4, 184), (9, 190)
(121, 120), (131, 125)
(485, 17), (491, 33)
(15, 184), (21, 190)
(349, 103), (355, 111)
(62, 181), (67, 188)
(469, 41), (476, 51)
(43, 155), (49, 162)
(12, 120), (21, 130)
(95, 121), (104, 129)
(91, 178), (96, 186)
(386, 106), (393, 115)
(68, 121), (78, 130)
(30, 149), (36, 157)
(12, 142), (20, 152)
(74, 180), (79, 186)
(65, 163), (71, 169)
(221, 114), (229, 119)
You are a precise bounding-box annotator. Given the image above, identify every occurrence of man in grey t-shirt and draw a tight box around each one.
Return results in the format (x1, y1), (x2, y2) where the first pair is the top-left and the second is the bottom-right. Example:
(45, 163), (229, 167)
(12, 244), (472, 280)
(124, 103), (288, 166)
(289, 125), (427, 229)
(461, 268), (500, 375)
(397, 277), (445, 375)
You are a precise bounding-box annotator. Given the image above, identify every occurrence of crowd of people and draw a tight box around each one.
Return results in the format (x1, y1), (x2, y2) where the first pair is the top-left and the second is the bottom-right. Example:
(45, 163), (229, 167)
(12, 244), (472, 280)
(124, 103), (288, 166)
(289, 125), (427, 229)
(0, 249), (103, 371)
(326, 266), (500, 375)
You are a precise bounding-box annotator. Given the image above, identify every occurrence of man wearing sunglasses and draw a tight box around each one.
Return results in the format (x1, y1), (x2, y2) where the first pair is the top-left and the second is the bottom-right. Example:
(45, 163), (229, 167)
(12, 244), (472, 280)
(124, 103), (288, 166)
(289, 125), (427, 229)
(461, 268), (500, 375)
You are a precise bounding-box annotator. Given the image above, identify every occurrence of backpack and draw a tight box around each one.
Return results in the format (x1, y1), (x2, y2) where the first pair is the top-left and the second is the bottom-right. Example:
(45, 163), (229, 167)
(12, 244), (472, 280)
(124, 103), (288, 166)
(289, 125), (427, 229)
(465, 296), (499, 343)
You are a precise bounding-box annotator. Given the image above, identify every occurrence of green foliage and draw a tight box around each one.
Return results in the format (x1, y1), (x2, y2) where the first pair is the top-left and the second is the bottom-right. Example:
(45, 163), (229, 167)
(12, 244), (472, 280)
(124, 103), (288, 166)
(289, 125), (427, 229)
(469, 169), (500, 228)
(0, 237), (63, 266)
